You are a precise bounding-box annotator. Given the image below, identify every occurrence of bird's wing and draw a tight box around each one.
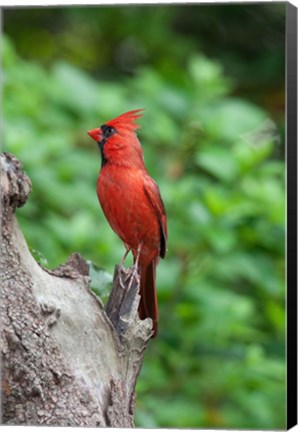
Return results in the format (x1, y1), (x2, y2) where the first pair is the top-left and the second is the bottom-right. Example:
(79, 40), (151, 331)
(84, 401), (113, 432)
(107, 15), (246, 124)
(143, 175), (168, 258)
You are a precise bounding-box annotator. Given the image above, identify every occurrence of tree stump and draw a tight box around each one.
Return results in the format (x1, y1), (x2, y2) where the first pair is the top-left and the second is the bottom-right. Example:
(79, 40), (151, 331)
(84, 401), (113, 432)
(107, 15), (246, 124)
(0, 152), (153, 426)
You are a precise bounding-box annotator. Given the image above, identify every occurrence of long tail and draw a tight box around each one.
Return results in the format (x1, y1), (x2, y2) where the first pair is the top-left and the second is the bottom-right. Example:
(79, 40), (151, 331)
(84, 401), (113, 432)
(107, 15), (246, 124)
(138, 259), (158, 337)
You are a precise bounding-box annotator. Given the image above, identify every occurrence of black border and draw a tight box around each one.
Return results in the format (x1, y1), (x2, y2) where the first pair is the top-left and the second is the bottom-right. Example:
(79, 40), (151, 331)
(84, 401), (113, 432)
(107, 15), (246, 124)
(286, 1), (298, 430)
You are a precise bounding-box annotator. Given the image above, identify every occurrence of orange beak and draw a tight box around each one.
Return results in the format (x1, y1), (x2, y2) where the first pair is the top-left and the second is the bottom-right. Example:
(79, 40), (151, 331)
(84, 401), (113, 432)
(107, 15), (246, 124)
(87, 128), (103, 142)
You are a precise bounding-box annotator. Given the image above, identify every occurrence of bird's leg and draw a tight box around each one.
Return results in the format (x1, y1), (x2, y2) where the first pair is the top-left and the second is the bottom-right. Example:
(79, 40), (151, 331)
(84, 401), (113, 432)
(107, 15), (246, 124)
(118, 244), (142, 290)
(120, 247), (131, 267)
(125, 243), (142, 291)
(133, 243), (142, 271)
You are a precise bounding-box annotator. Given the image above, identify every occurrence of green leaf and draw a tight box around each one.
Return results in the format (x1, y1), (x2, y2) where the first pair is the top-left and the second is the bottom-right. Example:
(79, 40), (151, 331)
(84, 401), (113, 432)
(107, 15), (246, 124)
(88, 261), (113, 300)
(196, 145), (239, 181)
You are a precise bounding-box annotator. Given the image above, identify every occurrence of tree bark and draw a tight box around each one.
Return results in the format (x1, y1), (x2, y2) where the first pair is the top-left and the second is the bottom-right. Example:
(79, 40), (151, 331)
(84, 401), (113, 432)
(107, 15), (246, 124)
(0, 152), (153, 427)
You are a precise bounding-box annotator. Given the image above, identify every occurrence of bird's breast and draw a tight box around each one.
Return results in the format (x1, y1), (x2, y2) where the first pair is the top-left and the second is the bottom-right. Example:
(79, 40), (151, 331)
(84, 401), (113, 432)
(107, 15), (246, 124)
(97, 166), (160, 259)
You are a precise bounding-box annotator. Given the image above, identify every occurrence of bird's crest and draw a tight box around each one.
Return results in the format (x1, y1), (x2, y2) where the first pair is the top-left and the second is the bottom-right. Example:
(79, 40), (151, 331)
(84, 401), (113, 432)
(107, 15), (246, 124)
(106, 109), (144, 131)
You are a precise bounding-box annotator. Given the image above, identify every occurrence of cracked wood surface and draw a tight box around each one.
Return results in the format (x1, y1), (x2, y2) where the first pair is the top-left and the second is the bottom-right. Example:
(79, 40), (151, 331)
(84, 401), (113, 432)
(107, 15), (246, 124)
(0, 152), (153, 426)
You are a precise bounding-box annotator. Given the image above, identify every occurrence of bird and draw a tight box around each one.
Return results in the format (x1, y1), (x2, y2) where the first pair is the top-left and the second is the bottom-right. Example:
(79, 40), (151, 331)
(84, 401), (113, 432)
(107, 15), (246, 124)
(87, 109), (167, 337)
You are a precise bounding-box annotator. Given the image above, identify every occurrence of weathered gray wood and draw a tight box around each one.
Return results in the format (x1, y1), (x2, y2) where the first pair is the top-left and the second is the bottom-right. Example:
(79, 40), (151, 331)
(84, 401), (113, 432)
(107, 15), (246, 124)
(0, 152), (152, 426)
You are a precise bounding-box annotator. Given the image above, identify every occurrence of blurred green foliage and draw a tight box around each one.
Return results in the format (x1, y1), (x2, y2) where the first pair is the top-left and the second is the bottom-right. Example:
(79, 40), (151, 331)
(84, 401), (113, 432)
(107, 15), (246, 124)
(3, 4), (285, 429)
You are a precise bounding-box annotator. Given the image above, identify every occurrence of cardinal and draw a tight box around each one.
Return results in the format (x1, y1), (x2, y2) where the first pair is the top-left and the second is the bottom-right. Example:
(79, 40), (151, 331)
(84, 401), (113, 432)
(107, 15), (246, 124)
(87, 109), (167, 337)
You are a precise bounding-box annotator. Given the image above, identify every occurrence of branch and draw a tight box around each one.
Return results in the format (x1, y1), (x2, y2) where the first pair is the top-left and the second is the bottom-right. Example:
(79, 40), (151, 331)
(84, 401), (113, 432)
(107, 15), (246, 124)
(0, 152), (153, 426)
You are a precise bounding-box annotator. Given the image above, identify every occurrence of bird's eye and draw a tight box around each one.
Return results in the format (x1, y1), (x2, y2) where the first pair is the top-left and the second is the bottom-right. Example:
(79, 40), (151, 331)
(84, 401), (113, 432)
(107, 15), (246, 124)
(101, 124), (116, 138)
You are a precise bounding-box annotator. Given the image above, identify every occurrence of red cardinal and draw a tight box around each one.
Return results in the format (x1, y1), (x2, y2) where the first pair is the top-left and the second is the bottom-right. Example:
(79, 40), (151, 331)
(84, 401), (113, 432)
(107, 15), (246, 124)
(87, 109), (167, 337)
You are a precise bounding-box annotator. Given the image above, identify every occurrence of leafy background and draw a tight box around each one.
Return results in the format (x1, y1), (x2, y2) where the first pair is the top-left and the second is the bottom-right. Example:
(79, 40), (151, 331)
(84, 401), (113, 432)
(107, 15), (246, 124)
(3, 3), (285, 429)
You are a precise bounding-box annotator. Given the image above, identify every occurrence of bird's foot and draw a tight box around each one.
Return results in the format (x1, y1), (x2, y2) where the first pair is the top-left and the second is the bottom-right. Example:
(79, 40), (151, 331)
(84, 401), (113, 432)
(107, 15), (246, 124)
(127, 262), (140, 291)
(117, 243), (142, 290)
(117, 262), (139, 291)
(125, 243), (142, 289)
(118, 264), (138, 292)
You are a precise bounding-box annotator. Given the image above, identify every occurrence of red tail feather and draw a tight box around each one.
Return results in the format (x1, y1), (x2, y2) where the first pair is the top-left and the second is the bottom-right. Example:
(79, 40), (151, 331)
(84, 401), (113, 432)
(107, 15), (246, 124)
(138, 259), (158, 337)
